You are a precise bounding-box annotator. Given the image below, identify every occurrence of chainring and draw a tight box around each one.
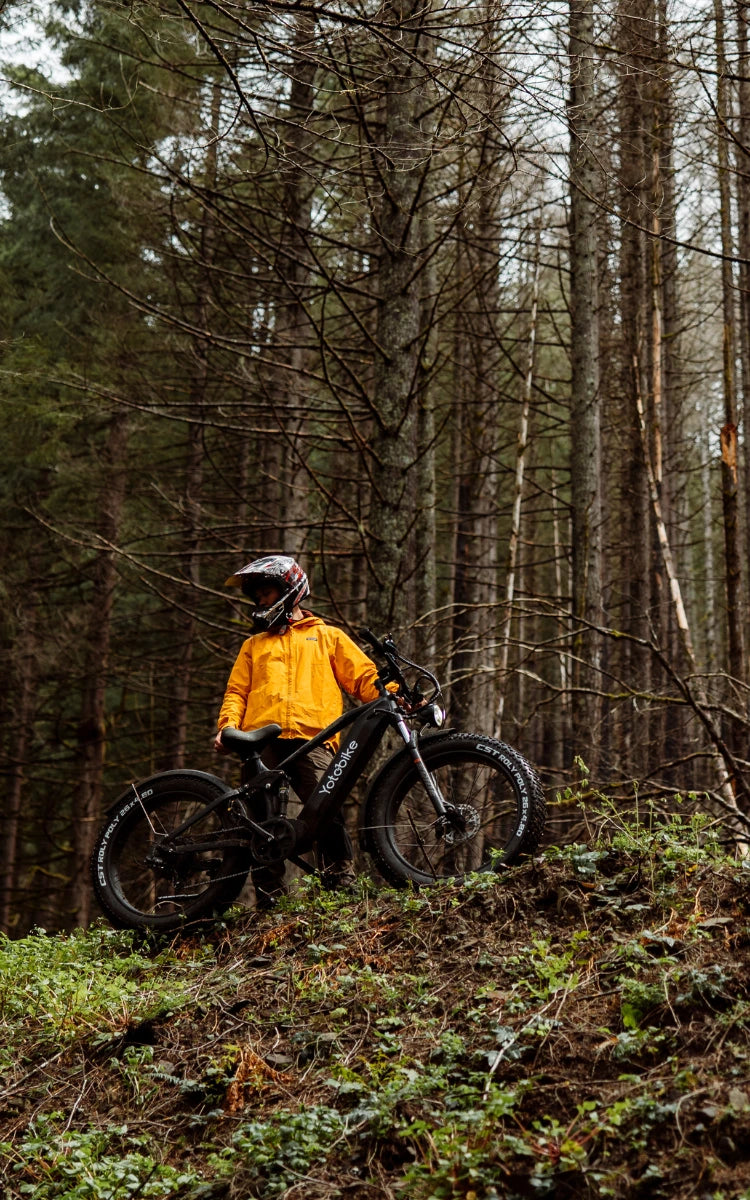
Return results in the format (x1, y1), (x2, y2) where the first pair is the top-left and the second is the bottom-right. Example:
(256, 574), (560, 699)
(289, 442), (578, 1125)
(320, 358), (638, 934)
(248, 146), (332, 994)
(250, 817), (297, 865)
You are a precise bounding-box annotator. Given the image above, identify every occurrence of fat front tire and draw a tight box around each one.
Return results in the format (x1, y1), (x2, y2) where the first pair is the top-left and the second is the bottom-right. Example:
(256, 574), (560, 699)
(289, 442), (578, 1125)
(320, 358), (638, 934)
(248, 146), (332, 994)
(365, 733), (545, 887)
(91, 773), (252, 931)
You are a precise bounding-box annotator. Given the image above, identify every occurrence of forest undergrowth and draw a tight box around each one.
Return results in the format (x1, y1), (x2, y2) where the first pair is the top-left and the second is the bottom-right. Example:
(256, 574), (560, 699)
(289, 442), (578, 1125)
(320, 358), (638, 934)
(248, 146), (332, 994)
(2, 797), (750, 1200)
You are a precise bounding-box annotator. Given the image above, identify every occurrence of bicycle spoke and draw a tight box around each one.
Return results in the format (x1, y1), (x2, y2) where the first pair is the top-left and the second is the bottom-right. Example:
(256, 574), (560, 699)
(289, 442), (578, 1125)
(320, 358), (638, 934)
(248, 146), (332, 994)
(405, 806), (440, 878)
(132, 783), (160, 835)
(367, 736), (543, 885)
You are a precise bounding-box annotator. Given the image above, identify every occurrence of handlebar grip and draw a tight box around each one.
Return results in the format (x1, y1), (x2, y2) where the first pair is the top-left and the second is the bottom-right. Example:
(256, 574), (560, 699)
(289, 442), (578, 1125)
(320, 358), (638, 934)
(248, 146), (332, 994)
(359, 626), (386, 656)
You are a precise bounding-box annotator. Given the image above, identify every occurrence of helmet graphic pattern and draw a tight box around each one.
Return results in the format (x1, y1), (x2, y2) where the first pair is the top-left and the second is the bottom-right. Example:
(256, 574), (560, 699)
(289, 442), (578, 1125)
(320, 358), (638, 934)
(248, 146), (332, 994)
(224, 555), (310, 631)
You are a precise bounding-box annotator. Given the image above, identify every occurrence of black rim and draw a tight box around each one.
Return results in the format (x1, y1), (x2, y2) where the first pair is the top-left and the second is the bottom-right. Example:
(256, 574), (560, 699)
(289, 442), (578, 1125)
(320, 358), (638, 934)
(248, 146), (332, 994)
(385, 751), (522, 881)
(107, 792), (238, 921)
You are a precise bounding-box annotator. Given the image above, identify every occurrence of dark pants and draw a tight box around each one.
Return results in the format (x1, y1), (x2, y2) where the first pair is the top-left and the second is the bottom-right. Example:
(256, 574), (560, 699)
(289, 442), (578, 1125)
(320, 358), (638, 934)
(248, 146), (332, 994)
(247, 740), (353, 905)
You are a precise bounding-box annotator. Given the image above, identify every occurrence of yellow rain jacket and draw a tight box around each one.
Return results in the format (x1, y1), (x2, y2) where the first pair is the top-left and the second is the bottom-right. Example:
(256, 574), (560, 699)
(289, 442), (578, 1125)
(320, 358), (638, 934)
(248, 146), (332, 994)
(216, 613), (384, 743)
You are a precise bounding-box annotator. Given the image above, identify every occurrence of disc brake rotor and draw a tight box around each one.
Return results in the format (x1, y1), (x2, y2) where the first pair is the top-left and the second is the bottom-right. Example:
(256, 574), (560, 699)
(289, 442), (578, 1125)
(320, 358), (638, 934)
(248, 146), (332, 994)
(442, 804), (481, 846)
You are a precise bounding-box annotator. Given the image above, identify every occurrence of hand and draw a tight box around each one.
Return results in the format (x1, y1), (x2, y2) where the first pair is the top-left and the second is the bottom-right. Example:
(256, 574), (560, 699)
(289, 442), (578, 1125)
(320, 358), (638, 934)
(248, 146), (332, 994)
(213, 730), (230, 754)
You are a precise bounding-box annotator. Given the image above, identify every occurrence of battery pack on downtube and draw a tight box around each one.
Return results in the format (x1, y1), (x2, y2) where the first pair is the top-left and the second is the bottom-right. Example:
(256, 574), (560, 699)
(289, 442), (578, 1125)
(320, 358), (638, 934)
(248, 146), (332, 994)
(295, 703), (390, 850)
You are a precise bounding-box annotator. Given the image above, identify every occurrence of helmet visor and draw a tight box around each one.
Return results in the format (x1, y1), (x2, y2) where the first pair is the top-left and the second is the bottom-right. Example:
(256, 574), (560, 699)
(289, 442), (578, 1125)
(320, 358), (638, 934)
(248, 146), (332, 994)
(240, 577), (282, 603)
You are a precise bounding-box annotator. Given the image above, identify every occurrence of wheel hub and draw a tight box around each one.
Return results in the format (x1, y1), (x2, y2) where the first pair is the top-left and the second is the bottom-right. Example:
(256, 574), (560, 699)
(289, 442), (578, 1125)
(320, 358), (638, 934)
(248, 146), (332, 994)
(441, 804), (481, 846)
(145, 839), (221, 881)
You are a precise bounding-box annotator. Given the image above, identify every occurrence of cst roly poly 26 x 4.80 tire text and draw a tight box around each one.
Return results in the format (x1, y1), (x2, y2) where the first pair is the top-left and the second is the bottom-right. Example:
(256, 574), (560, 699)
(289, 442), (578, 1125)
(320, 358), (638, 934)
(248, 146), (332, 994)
(364, 732), (545, 887)
(91, 773), (252, 932)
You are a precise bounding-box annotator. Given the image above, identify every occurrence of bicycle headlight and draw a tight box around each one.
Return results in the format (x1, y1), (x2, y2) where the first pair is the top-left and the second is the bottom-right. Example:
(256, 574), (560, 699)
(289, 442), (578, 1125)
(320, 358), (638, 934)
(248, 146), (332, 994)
(424, 702), (445, 728)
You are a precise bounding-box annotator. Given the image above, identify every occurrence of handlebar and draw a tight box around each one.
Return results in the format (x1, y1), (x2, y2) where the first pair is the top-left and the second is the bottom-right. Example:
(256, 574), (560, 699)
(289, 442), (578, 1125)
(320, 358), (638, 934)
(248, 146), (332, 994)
(359, 627), (388, 658)
(359, 627), (442, 706)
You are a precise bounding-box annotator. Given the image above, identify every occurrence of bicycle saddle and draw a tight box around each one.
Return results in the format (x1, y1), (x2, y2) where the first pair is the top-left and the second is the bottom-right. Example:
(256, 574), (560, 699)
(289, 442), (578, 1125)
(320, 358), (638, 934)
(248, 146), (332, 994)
(220, 725), (282, 756)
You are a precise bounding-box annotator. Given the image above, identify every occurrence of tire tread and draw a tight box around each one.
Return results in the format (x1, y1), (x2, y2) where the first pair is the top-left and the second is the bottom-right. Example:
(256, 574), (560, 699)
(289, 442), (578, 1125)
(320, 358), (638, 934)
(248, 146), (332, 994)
(363, 732), (545, 887)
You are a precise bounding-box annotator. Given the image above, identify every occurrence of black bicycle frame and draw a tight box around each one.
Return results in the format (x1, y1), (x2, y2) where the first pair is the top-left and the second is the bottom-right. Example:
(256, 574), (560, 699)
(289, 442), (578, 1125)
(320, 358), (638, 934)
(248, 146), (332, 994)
(291, 697), (397, 849)
(156, 691), (448, 863)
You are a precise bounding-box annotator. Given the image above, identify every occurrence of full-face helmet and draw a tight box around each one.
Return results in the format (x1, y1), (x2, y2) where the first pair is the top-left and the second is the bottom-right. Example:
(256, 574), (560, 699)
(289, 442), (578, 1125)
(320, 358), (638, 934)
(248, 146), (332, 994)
(224, 555), (310, 632)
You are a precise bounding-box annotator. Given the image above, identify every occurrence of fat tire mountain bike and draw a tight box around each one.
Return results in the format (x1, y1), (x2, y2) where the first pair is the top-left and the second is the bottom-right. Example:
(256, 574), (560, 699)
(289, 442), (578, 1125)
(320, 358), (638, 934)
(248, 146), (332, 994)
(91, 630), (546, 932)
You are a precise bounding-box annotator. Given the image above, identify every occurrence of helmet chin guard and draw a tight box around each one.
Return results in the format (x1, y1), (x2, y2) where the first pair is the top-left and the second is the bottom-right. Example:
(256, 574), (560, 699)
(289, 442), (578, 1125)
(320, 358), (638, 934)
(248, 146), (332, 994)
(249, 595), (291, 633)
(224, 555), (310, 632)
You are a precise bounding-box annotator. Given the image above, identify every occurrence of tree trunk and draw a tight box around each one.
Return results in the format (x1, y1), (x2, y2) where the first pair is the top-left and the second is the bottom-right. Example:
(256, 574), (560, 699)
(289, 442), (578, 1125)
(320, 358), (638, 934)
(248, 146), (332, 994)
(551, 462), (571, 772)
(449, 9), (506, 732)
(702, 454), (719, 676)
(737, 2), (750, 661)
(637, 377), (748, 821)
(568, 0), (603, 769)
(259, 15), (316, 548)
(654, 0), (685, 777)
(71, 413), (129, 926)
(0, 602), (36, 933)
(614, 0), (654, 780)
(414, 264), (438, 659)
(164, 85), (223, 770)
(495, 229), (540, 737)
(365, 0), (425, 632)
(413, 10), (439, 661)
(715, 0), (747, 687)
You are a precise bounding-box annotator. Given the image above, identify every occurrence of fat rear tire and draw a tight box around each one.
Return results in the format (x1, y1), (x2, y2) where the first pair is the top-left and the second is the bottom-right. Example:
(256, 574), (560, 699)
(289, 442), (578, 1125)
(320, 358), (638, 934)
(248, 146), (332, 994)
(91, 773), (252, 932)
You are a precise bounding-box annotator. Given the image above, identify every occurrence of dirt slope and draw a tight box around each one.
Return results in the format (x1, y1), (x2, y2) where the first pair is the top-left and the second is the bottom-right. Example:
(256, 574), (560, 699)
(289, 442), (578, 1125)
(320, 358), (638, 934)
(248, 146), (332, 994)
(1, 814), (750, 1199)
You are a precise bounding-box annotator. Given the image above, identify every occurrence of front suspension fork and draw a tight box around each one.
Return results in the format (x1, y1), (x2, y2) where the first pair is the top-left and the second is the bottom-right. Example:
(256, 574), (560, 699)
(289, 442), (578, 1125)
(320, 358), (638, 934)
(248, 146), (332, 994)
(395, 718), (450, 817)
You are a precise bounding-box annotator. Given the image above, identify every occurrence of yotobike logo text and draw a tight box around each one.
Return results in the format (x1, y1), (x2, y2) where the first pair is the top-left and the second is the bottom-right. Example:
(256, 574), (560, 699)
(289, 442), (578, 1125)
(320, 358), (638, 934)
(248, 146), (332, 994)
(318, 740), (359, 793)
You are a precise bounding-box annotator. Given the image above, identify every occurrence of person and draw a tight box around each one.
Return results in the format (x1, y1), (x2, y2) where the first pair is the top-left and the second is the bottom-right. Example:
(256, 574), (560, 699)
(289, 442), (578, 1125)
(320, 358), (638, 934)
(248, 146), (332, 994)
(214, 554), (387, 908)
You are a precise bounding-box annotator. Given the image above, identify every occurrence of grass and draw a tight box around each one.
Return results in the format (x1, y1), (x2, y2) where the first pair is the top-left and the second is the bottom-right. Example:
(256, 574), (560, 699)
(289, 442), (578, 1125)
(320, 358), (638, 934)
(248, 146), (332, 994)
(2, 795), (750, 1199)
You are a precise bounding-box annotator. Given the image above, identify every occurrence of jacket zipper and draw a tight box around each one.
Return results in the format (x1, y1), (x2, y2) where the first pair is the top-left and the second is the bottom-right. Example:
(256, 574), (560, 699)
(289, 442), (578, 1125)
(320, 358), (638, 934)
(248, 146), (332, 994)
(286, 626), (295, 734)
